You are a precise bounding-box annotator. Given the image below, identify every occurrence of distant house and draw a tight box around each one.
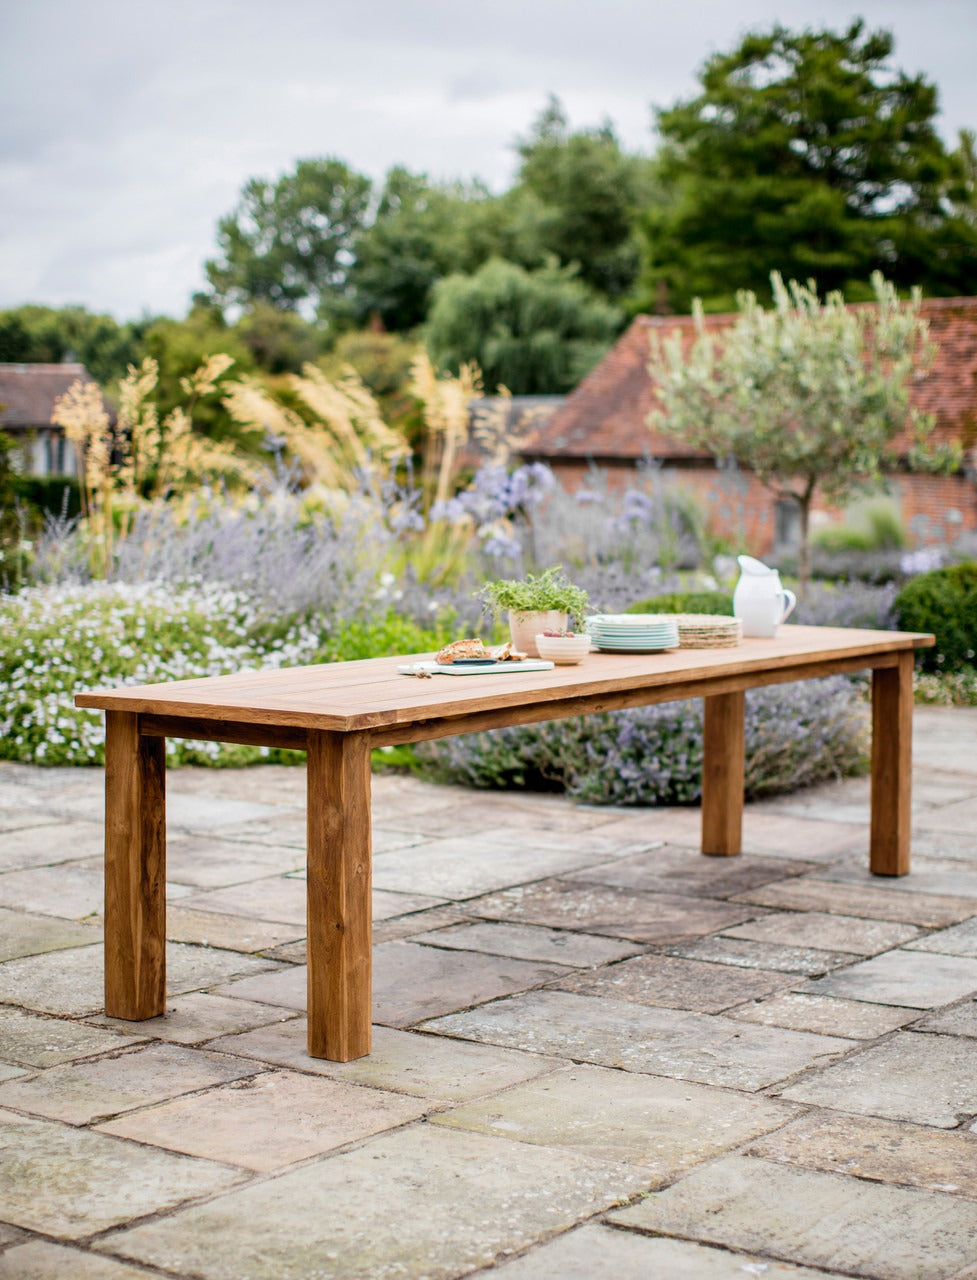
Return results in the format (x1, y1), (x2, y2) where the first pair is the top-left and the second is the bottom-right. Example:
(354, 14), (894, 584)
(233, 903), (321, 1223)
(0, 362), (99, 477)
(520, 298), (977, 554)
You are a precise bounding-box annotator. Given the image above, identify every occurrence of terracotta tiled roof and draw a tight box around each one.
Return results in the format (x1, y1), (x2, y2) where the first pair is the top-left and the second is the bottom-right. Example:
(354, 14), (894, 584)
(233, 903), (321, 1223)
(523, 297), (977, 463)
(0, 363), (97, 430)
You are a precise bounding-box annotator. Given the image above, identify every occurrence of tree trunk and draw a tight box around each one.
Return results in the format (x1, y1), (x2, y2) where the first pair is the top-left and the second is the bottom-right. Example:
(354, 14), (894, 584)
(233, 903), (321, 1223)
(797, 493), (812, 598)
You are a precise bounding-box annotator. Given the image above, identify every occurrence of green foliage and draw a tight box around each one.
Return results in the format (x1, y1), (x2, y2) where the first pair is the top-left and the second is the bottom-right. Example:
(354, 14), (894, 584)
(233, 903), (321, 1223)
(627, 590), (734, 615)
(639, 21), (977, 313)
(515, 95), (654, 300)
(895, 561), (977, 672)
(813, 497), (908, 554)
(0, 304), (141, 385)
(205, 158), (372, 316)
(648, 272), (943, 591)
(13, 474), (82, 520)
(234, 302), (327, 374)
(426, 258), (621, 394)
(0, 582), (456, 768)
(476, 565), (590, 624)
(418, 677), (868, 804)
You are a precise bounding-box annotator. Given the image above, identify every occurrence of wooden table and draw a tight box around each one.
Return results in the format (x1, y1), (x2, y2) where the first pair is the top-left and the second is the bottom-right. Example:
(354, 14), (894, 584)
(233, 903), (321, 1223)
(77, 624), (932, 1062)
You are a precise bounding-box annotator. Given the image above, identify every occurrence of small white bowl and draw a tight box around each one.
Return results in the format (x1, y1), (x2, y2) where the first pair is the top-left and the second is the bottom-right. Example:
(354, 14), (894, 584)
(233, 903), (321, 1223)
(534, 633), (592, 665)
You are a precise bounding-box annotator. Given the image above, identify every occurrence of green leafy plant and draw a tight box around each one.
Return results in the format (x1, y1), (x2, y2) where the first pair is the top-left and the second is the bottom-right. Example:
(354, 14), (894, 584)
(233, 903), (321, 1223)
(627, 590), (734, 615)
(475, 565), (589, 624)
(895, 561), (977, 673)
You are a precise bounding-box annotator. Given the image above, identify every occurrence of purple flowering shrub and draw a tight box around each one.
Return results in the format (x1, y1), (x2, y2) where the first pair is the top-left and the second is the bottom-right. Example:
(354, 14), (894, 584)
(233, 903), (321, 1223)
(417, 676), (868, 805)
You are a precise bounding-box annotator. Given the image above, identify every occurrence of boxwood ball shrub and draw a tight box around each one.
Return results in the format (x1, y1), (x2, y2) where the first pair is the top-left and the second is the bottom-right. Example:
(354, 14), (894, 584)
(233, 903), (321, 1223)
(895, 561), (977, 672)
(627, 590), (734, 616)
(417, 676), (868, 805)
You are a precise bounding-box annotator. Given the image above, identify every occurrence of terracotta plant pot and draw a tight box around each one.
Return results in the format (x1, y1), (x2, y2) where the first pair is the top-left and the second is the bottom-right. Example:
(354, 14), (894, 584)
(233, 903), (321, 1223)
(508, 610), (567, 658)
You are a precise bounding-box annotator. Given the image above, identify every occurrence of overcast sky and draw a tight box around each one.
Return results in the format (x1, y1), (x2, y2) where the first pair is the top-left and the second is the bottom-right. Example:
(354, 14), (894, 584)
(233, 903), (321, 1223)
(2, 0), (975, 322)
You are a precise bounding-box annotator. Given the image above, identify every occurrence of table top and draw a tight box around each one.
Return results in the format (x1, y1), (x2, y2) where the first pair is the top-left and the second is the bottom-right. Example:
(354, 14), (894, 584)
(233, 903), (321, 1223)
(76, 624), (932, 735)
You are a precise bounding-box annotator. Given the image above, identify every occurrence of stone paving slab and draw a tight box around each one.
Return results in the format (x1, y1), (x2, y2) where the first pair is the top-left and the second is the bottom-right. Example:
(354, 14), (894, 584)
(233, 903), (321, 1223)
(0, 905), (101, 962)
(210, 1021), (561, 1101)
(215, 942), (567, 1027)
(424, 990), (855, 1090)
(915, 1000), (977, 1038)
(822, 856), (977, 900)
(732, 876), (977, 926)
(164, 838), (302, 888)
(467, 878), (762, 942)
(0, 821), (106, 872)
(0, 1006), (146, 1068)
(609, 1154), (977, 1279)
(477, 1225), (854, 1280)
(800, 949), (977, 1008)
(0, 943), (282, 1017)
(410, 920), (643, 968)
(0, 1108), (245, 1237)
(96, 1125), (651, 1280)
(431, 1063), (797, 1179)
(0, 1042), (261, 1125)
(97, 1068), (430, 1171)
(555, 952), (793, 1012)
(181, 874), (308, 926)
(163, 905), (305, 953)
(91, 992), (299, 1045)
(778, 1031), (977, 1126)
(668, 935), (859, 975)
(562, 844), (816, 897)
(720, 910), (920, 955)
(0, 1239), (154, 1278)
(370, 830), (638, 900)
(747, 1110), (977, 1199)
(727, 991), (920, 1039)
(905, 917), (977, 958)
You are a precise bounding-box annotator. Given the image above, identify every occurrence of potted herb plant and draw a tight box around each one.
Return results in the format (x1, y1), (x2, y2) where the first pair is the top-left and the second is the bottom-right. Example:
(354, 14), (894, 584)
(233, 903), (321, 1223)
(476, 566), (590, 658)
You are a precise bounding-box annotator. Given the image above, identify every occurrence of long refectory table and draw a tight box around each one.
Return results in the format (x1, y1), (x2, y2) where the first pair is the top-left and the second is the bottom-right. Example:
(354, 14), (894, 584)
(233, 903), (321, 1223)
(76, 624), (932, 1062)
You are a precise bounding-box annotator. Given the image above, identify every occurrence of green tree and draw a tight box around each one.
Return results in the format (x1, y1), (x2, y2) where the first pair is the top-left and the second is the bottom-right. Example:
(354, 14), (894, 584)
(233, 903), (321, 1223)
(647, 273), (949, 591)
(0, 304), (139, 384)
(338, 168), (542, 333)
(516, 96), (654, 300)
(640, 22), (977, 312)
(426, 258), (622, 395)
(205, 158), (373, 316)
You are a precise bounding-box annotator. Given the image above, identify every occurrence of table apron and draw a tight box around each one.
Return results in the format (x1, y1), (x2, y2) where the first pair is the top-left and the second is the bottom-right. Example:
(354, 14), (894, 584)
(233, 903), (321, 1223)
(137, 650), (898, 750)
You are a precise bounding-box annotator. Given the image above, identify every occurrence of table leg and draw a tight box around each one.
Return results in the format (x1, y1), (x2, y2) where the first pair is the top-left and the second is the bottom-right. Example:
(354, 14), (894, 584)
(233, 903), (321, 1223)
(870, 652), (913, 876)
(104, 711), (166, 1019)
(701, 691), (745, 856)
(307, 731), (373, 1061)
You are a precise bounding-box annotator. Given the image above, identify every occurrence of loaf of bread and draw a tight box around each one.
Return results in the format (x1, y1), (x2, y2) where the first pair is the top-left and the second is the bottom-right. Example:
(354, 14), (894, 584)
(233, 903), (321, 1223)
(435, 638), (489, 664)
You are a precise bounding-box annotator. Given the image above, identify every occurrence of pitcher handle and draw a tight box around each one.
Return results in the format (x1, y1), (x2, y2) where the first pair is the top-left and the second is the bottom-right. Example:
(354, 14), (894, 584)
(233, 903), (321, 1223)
(780, 589), (797, 624)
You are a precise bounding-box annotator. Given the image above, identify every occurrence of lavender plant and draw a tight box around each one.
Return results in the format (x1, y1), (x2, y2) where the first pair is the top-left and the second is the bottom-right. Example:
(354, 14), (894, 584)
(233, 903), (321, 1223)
(418, 676), (868, 805)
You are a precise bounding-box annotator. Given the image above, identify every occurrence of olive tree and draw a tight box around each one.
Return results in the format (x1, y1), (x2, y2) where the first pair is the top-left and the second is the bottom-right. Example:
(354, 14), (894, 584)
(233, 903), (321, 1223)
(647, 272), (948, 592)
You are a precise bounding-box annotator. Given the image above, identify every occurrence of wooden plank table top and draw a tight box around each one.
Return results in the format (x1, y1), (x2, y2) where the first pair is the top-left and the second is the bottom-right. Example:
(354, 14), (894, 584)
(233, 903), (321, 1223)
(76, 623), (933, 1063)
(77, 624), (931, 740)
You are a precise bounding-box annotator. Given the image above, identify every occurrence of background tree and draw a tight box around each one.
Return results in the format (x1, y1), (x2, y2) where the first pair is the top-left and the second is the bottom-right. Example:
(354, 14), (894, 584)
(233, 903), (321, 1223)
(647, 272), (947, 591)
(425, 258), (622, 395)
(204, 158), (372, 317)
(640, 22), (977, 313)
(0, 304), (140, 384)
(515, 95), (654, 300)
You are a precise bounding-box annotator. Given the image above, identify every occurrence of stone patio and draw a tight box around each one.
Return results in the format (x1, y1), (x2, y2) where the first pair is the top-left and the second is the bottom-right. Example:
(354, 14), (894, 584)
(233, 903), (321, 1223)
(1, 706), (977, 1279)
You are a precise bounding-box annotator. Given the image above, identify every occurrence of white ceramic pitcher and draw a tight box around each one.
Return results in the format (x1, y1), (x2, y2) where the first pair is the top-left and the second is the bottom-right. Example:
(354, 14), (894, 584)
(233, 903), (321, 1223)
(733, 555), (797, 637)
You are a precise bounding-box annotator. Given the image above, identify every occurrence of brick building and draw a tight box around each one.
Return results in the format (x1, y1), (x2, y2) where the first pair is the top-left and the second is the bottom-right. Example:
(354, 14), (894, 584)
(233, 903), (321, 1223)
(520, 298), (977, 554)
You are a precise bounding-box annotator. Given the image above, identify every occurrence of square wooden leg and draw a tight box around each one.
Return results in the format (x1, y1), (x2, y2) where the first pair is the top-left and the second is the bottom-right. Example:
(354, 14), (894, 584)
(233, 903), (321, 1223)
(104, 711), (166, 1019)
(870, 652), (914, 876)
(306, 731), (373, 1061)
(701, 691), (745, 856)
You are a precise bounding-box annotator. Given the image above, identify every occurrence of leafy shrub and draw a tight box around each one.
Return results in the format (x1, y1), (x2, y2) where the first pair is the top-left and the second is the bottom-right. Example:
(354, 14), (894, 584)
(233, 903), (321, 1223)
(627, 590), (734, 615)
(812, 497), (907, 555)
(0, 583), (454, 767)
(895, 561), (977, 672)
(417, 676), (868, 805)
